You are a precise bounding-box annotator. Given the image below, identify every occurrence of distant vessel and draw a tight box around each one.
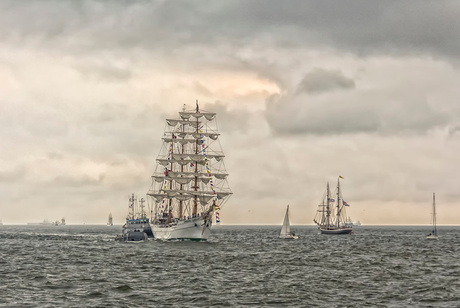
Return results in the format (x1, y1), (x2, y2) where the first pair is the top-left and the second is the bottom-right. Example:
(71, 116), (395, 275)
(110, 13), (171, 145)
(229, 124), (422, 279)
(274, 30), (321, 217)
(107, 213), (113, 226)
(117, 194), (152, 241)
(314, 177), (353, 235)
(0, 219), (3, 225)
(280, 205), (298, 239)
(345, 217), (361, 227)
(27, 219), (53, 226)
(147, 102), (232, 241)
(61, 217), (66, 225)
(426, 192), (438, 240)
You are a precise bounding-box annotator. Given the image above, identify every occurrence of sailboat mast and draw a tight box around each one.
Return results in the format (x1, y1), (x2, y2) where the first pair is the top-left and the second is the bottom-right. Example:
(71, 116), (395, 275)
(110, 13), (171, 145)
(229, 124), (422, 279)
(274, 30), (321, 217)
(433, 192), (437, 235)
(326, 182), (331, 228)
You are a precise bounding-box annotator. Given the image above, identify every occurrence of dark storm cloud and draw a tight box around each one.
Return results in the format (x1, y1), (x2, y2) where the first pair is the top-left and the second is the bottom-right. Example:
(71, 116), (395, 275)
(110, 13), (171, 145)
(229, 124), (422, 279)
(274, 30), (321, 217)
(1, 0), (459, 61)
(296, 69), (355, 95)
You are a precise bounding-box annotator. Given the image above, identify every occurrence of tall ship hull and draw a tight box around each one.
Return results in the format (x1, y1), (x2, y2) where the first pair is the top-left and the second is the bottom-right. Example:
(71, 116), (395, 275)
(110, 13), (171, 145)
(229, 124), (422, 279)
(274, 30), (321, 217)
(152, 215), (212, 241)
(319, 227), (353, 235)
(147, 102), (232, 241)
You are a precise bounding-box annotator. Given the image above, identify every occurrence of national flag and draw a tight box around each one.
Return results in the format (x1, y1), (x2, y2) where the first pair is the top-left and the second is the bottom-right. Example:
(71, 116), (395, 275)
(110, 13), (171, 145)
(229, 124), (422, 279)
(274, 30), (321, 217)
(339, 176), (344, 179)
(343, 201), (350, 206)
(190, 162), (194, 167)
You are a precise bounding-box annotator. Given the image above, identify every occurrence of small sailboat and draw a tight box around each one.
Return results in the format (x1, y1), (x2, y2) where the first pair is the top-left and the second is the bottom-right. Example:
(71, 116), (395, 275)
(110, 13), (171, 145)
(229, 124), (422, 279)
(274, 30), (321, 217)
(280, 205), (298, 239)
(107, 213), (113, 226)
(426, 192), (438, 240)
(313, 177), (353, 235)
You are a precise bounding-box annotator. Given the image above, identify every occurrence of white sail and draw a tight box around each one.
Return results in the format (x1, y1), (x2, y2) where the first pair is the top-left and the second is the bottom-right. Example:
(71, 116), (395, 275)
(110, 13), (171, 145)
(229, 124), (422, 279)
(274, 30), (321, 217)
(166, 119), (191, 126)
(179, 111), (216, 121)
(280, 205), (291, 237)
(157, 157), (223, 166)
(155, 170), (228, 180)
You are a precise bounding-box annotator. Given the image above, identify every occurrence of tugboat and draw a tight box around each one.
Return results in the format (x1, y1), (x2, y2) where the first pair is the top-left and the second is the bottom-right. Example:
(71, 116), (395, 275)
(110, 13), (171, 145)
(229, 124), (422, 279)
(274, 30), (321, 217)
(116, 194), (151, 242)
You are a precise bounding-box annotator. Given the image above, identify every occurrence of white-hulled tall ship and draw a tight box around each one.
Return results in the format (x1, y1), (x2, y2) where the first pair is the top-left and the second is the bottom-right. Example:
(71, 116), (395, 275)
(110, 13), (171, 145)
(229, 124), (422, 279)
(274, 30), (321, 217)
(314, 176), (353, 235)
(147, 102), (232, 241)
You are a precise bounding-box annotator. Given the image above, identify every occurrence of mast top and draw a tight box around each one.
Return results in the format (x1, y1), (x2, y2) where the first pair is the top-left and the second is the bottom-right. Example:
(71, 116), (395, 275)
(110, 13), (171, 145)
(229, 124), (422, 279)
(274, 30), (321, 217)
(196, 99), (199, 112)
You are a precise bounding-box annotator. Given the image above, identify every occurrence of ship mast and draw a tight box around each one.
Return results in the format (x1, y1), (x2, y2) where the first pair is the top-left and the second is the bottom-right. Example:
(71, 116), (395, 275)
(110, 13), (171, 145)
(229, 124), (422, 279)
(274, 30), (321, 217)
(168, 137), (174, 224)
(432, 192), (437, 236)
(129, 193), (136, 219)
(139, 198), (145, 219)
(336, 178), (341, 228)
(193, 100), (199, 216)
(326, 182), (331, 228)
(179, 104), (186, 219)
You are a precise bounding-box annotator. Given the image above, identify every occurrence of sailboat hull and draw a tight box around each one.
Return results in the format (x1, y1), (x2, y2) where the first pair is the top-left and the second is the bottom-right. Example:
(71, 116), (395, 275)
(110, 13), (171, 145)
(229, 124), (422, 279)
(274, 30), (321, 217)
(280, 234), (299, 239)
(319, 227), (353, 235)
(152, 216), (212, 241)
(426, 234), (438, 240)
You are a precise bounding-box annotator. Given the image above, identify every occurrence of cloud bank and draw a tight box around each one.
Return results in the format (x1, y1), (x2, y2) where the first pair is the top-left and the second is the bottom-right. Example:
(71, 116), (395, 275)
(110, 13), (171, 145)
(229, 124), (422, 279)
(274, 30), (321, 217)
(1, 0), (460, 225)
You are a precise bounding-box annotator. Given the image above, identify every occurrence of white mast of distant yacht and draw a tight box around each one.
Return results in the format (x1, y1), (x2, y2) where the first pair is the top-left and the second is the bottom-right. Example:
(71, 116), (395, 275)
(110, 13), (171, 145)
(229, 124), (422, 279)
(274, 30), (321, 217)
(431, 192), (437, 236)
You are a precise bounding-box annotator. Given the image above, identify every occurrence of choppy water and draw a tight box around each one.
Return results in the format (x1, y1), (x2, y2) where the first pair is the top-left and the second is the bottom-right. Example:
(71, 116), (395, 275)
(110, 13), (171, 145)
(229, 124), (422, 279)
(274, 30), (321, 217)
(0, 225), (459, 307)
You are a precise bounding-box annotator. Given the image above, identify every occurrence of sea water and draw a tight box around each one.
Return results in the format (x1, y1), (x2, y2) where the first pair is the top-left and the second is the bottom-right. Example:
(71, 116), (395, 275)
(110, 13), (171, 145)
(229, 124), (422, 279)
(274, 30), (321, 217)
(0, 225), (458, 307)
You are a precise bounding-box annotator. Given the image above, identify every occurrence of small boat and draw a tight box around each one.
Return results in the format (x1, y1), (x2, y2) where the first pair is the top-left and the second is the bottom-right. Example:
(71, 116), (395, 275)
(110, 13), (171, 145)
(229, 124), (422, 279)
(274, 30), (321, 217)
(27, 219), (53, 226)
(280, 205), (298, 239)
(426, 192), (438, 240)
(116, 194), (151, 242)
(313, 177), (353, 235)
(107, 213), (113, 226)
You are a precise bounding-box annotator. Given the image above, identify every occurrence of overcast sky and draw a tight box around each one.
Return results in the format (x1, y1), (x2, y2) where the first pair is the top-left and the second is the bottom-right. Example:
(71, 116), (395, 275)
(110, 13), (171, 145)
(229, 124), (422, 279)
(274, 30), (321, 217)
(1, 0), (460, 225)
